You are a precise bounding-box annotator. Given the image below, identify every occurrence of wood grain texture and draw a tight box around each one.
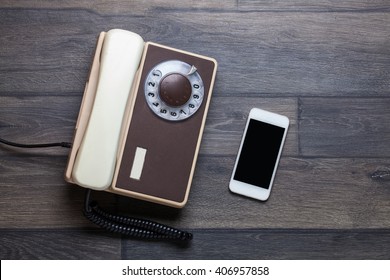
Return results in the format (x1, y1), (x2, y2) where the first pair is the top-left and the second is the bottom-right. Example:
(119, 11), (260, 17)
(0, 96), (297, 157)
(122, 229), (390, 259)
(0, 230), (121, 259)
(0, 156), (119, 228)
(122, 155), (390, 229)
(0, 8), (389, 96)
(238, 0), (390, 11)
(185, 156), (390, 229)
(203, 97), (298, 156)
(0, 96), (79, 156)
(3, 155), (388, 229)
(299, 98), (390, 157)
(2, 229), (390, 260)
(0, 0), (238, 14)
(1, 0), (388, 13)
(0, 0), (389, 259)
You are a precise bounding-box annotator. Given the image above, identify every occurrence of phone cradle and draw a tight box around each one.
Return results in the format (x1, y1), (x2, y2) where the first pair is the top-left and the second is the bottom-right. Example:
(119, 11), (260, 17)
(65, 29), (217, 208)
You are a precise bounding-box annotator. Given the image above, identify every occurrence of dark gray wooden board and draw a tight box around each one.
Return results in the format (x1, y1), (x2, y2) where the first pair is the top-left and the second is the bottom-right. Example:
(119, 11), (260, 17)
(0, 7), (389, 96)
(0, 1), (389, 259)
(1, 229), (389, 259)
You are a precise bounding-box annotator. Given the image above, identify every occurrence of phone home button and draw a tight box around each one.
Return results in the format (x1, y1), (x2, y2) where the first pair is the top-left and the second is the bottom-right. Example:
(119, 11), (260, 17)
(159, 73), (191, 107)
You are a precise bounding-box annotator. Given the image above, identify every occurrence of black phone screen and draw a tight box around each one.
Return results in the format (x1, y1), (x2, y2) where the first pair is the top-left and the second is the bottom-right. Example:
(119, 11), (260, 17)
(233, 119), (285, 189)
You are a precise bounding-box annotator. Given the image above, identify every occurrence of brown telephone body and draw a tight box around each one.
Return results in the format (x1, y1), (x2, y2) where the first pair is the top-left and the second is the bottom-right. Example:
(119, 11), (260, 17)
(65, 29), (218, 208)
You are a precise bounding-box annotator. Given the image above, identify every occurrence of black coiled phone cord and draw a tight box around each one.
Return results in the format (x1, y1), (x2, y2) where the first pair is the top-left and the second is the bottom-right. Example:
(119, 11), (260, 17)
(84, 189), (193, 241)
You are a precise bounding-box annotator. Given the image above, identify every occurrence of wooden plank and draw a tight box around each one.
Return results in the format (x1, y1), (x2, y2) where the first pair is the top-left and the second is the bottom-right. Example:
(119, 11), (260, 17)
(238, 0), (390, 11)
(0, 0), (388, 13)
(192, 12), (390, 96)
(0, 96), (298, 157)
(0, 9), (388, 96)
(0, 0), (388, 261)
(0, 229), (121, 259)
(0, 1), (237, 14)
(2, 228), (389, 259)
(2, 155), (389, 229)
(202, 97), (298, 156)
(0, 94), (296, 228)
(122, 228), (390, 259)
(0, 156), (119, 228)
(1, 56), (389, 228)
(115, 156), (390, 229)
(0, 96), (79, 156)
(299, 98), (390, 157)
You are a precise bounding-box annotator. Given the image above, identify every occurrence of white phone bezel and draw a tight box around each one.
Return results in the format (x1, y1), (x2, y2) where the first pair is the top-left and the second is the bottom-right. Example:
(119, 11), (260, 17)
(229, 108), (289, 201)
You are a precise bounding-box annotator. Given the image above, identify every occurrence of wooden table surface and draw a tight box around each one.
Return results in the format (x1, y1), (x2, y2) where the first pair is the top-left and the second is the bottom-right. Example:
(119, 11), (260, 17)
(1, 1), (389, 259)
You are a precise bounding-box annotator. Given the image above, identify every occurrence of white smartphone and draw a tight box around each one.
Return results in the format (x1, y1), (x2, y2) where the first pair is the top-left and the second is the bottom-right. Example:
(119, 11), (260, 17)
(229, 108), (289, 201)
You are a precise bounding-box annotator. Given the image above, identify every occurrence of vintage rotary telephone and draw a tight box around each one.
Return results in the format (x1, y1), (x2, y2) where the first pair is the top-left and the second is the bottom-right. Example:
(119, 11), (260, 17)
(1, 29), (217, 241)
(65, 29), (217, 240)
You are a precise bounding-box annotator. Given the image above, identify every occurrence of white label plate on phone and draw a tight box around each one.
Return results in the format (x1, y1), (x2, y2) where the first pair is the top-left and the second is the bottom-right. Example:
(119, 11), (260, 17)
(130, 147), (147, 180)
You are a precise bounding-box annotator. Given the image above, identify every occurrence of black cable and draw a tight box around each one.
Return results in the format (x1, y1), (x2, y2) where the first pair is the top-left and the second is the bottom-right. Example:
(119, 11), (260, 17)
(84, 189), (193, 241)
(0, 137), (72, 149)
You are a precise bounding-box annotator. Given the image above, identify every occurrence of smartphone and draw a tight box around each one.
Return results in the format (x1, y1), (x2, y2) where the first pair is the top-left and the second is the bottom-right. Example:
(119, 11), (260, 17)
(229, 108), (289, 201)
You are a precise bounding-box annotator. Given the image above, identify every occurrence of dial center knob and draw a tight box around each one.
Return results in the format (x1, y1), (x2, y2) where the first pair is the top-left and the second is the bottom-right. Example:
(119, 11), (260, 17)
(159, 73), (191, 107)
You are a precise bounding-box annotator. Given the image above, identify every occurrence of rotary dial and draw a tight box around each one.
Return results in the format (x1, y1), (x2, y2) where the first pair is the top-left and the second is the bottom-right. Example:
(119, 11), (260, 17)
(144, 60), (204, 121)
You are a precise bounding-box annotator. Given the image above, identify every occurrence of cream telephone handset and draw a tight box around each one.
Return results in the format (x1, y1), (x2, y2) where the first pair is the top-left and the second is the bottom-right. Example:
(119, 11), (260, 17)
(71, 30), (144, 190)
(65, 29), (217, 239)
